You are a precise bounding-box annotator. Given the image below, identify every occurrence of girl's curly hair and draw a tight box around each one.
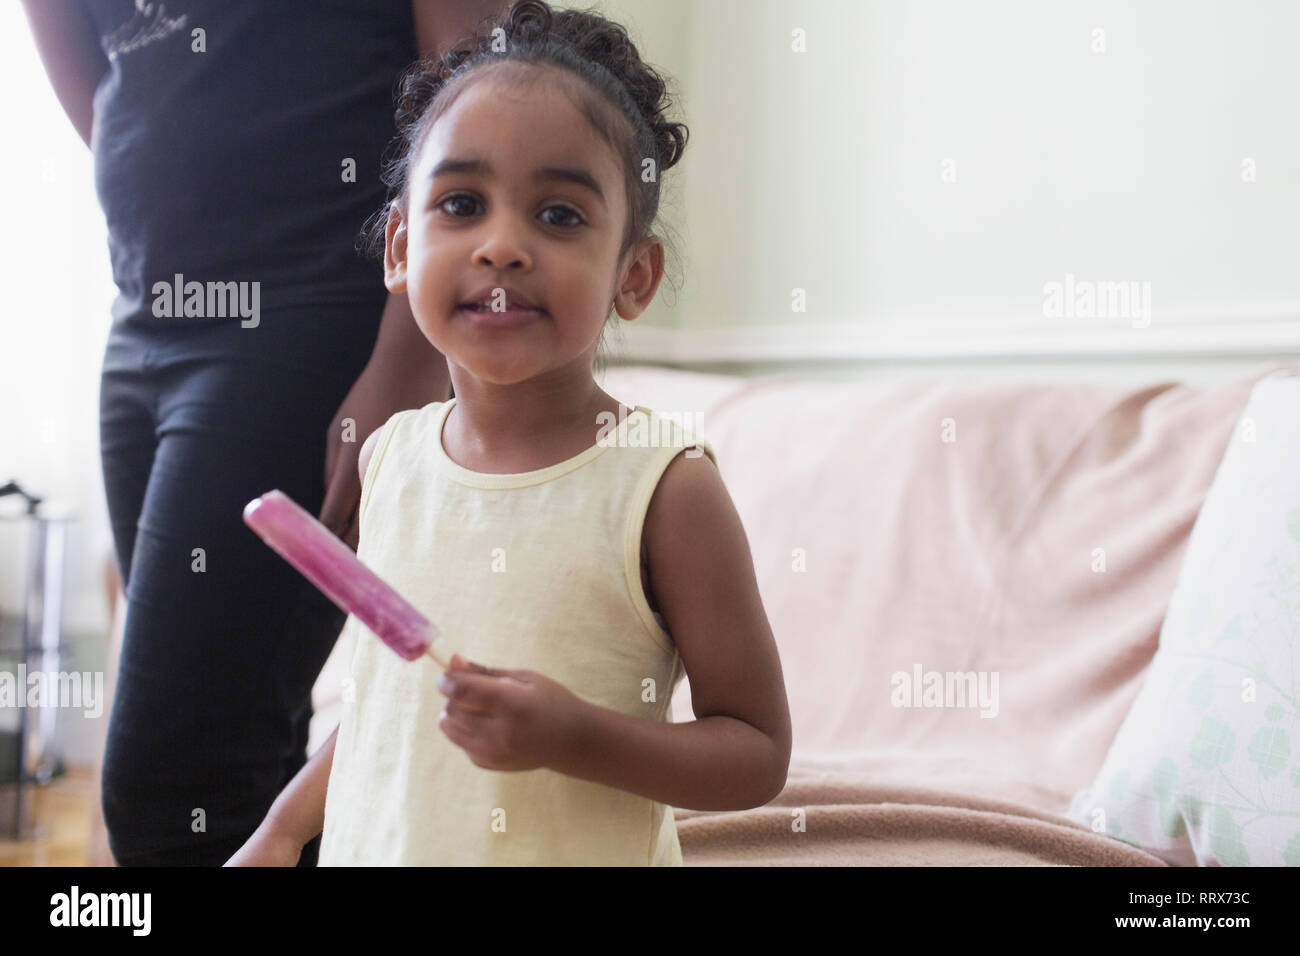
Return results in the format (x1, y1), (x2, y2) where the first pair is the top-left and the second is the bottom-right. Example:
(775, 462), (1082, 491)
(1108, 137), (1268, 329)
(358, 0), (689, 286)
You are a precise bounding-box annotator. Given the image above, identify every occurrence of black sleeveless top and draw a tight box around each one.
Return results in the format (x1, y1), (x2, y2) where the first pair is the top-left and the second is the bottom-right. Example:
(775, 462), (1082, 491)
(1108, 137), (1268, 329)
(77, 0), (418, 329)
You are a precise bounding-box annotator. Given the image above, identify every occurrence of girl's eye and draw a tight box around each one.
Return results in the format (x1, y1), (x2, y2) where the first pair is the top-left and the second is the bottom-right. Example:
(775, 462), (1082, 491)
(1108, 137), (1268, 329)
(540, 205), (584, 228)
(437, 194), (480, 217)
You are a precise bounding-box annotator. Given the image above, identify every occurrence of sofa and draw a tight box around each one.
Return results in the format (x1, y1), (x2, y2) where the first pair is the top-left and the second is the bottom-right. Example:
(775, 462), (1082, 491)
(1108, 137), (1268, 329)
(310, 359), (1300, 865)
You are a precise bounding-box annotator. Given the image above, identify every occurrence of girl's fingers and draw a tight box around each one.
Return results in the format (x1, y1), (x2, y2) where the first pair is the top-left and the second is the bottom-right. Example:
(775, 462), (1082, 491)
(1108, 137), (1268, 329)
(450, 652), (499, 676)
(440, 671), (500, 715)
(443, 692), (493, 720)
(440, 703), (478, 739)
(441, 702), (497, 752)
(439, 709), (468, 747)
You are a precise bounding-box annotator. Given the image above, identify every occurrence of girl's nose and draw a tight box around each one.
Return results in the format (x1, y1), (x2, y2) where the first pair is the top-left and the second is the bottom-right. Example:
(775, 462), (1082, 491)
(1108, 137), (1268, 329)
(472, 219), (532, 271)
(476, 250), (527, 269)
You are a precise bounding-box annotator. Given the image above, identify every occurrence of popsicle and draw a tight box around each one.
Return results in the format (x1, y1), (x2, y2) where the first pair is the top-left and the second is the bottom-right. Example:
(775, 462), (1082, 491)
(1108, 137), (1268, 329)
(243, 489), (448, 669)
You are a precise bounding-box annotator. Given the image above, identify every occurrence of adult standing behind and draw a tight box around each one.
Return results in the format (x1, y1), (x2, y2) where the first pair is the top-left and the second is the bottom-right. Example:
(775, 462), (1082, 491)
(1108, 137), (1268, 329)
(22, 0), (505, 865)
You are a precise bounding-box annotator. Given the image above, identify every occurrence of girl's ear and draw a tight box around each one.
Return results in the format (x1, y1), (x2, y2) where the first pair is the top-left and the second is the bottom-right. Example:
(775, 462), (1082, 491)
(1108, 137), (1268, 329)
(612, 236), (665, 321)
(383, 203), (409, 293)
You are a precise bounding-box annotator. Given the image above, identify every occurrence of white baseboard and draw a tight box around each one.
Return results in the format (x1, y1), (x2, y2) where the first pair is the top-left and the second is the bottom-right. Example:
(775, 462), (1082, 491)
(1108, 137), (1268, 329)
(610, 309), (1300, 364)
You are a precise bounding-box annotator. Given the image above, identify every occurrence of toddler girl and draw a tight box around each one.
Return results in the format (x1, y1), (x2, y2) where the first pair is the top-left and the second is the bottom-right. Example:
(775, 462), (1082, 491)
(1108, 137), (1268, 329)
(228, 0), (790, 866)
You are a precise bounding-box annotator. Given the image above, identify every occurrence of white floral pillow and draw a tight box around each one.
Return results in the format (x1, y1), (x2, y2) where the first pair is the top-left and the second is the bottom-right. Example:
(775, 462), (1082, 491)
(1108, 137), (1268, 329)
(1067, 369), (1300, 866)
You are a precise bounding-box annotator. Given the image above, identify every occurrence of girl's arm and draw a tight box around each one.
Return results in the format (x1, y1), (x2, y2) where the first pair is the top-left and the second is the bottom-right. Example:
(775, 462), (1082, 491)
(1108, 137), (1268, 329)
(225, 726), (337, 865)
(20, 0), (109, 148)
(262, 724), (338, 849)
(552, 449), (793, 811)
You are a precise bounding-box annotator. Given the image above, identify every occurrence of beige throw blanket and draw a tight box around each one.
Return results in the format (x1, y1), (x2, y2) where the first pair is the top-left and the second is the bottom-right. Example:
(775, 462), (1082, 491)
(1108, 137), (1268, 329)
(676, 761), (1167, 866)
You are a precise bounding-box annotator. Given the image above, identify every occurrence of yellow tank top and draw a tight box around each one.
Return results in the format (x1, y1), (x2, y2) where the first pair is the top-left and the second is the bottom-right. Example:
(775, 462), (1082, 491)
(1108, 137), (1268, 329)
(318, 397), (717, 865)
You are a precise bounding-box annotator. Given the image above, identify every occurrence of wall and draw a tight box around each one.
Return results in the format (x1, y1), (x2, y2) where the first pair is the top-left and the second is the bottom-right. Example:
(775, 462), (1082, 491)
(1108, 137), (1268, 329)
(606, 0), (1300, 369)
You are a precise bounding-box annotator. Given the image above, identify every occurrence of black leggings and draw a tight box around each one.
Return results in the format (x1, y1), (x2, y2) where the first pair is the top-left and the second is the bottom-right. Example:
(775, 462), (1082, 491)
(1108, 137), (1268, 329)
(98, 307), (382, 866)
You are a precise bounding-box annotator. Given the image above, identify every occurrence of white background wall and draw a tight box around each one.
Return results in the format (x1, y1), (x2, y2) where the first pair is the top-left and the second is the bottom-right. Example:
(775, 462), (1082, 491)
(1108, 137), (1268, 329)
(616, 0), (1300, 362)
(1, 2), (117, 638)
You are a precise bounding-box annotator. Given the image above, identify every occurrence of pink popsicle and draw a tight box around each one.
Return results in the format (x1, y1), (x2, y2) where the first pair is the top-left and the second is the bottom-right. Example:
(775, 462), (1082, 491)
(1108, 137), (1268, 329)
(243, 490), (447, 668)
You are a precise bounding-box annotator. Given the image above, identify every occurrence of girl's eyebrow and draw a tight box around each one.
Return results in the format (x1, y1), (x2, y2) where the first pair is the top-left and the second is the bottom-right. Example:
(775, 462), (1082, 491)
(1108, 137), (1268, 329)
(429, 156), (606, 207)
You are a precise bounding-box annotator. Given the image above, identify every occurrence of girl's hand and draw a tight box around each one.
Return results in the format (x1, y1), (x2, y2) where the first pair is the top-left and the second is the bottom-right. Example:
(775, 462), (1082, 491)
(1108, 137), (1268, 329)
(437, 653), (590, 772)
(224, 820), (305, 867)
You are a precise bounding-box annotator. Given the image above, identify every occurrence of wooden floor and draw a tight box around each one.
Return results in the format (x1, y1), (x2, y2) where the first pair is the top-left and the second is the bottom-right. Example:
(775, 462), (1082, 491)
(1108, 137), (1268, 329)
(0, 567), (124, 867)
(0, 766), (103, 867)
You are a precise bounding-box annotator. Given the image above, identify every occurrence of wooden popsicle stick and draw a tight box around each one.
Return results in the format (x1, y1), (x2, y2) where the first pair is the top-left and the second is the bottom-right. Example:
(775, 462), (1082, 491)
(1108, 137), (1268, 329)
(425, 641), (451, 670)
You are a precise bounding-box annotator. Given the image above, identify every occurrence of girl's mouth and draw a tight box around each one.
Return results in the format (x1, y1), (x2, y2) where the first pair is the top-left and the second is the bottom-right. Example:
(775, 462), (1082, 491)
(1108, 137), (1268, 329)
(456, 304), (545, 328)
